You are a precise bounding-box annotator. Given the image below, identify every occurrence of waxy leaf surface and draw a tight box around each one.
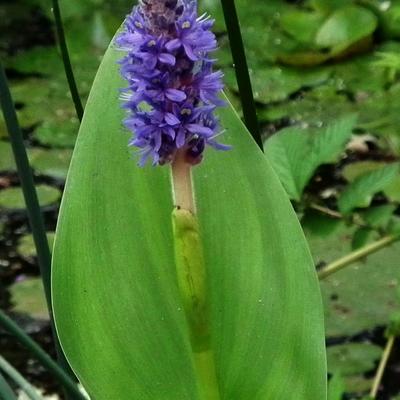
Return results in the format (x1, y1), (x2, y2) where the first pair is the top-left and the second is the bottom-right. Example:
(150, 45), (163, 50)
(52, 40), (327, 400)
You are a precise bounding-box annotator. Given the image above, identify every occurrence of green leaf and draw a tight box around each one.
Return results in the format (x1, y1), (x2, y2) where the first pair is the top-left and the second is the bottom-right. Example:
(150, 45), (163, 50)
(28, 148), (73, 180)
(265, 115), (356, 200)
(248, 67), (329, 104)
(0, 221), (4, 238)
(327, 343), (382, 376)
(315, 6), (378, 53)
(343, 161), (400, 204)
(338, 163), (400, 214)
(302, 211), (345, 239)
(325, 341), (384, 396)
(0, 185), (61, 210)
(9, 277), (48, 320)
(362, 205), (397, 229)
(310, 0), (349, 14)
(280, 10), (325, 45)
(351, 227), (375, 250)
(17, 233), (55, 260)
(52, 40), (326, 399)
(307, 224), (400, 336)
(342, 161), (387, 182)
(0, 141), (16, 172)
(327, 373), (345, 400)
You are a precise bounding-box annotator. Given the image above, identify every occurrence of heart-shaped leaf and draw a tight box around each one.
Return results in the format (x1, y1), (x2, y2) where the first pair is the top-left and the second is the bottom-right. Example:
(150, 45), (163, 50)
(52, 38), (327, 399)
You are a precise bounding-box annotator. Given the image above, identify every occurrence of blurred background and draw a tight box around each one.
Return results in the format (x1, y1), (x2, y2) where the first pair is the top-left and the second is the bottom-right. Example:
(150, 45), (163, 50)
(1, 0), (400, 398)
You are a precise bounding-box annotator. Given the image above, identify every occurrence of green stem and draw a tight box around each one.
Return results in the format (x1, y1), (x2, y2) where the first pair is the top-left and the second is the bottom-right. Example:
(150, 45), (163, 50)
(0, 63), (53, 325)
(0, 63), (76, 381)
(370, 335), (395, 399)
(0, 372), (16, 400)
(171, 152), (220, 400)
(219, 0), (262, 150)
(0, 311), (85, 400)
(0, 355), (44, 400)
(51, 0), (84, 121)
(318, 235), (399, 280)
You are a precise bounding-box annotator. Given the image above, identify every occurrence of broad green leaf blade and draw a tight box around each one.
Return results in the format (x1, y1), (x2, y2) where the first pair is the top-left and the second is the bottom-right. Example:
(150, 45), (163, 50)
(265, 116), (355, 200)
(338, 163), (400, 214)
(52, 42), (327, 400)
(52, 47), (198, 400)
(194, 106), (327, 399)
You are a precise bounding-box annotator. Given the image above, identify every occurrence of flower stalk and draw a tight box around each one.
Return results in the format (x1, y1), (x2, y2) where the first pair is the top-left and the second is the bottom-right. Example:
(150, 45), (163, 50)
(171, 149), (196, 213)
(171, 156), (220, 399)
(116, 1), (225, 396)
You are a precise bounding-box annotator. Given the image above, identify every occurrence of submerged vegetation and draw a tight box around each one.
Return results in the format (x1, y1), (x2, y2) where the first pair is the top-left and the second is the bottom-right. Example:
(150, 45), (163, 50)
(1, 0), (400, 399)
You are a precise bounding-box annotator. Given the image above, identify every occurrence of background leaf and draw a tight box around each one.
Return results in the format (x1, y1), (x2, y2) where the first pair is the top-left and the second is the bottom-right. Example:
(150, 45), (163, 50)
(9, 277), (48, 320)
(52, 42), (327, 399)
(0, 185), (60, 210)
(308, 224), (400, 337)
(327, 373), (345, 400)
(327, 343), (382, 376)
(338, 163), (400, 214)
(265, 115), (356, 200)
(315, 6), (378, 53)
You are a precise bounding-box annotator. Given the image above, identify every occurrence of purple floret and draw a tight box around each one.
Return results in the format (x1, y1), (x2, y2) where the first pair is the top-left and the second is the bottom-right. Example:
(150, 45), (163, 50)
(116, 0), (228, 166)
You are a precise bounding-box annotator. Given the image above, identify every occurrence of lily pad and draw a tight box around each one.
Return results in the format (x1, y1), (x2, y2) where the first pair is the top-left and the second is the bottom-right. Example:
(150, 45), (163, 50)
(280, 9), (325, 45)
(259, 86), (351, 124)
(9, 277), (48, 320)
(344, 375), (373, 394)
(327, 343), (382, 376)
(34, 113), (80, 148)
(310, 0), (350, 14)
(28, 148), (73, 180)
(1, 78), (80, 148)
(308, 225), (400, 337)
(0, 185), (61, 210)
(17, 232), (55, 260)
(246, 66), (330, 104)
(0, 141), (16, 172)
(315, 6), (378, 54)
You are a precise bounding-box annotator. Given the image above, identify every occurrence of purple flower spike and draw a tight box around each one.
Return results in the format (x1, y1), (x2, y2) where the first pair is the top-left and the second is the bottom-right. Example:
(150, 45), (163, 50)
(116, 0), (229, 166)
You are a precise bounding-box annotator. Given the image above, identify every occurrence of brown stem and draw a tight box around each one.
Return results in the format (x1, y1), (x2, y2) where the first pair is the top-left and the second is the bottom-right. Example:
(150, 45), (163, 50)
(171, 149), (196, 213)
